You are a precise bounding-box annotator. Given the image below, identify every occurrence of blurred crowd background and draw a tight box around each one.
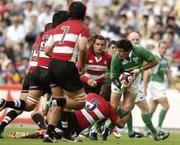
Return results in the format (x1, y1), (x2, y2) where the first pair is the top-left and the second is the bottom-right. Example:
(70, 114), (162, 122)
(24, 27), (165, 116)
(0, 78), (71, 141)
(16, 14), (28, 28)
(0, 0), (179, 85)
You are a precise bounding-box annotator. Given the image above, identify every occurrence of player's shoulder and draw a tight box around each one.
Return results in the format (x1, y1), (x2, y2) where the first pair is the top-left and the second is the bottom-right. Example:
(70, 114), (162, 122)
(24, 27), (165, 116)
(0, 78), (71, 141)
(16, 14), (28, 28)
(112, 51), (121, 61)
(87, 93), (98, 98)
(132, 44), (145, 51)
(87, 93), (104, 100)
(132, 44), (151, 56)
(34, 36), (42, 45)
(42, 28), (54, 37)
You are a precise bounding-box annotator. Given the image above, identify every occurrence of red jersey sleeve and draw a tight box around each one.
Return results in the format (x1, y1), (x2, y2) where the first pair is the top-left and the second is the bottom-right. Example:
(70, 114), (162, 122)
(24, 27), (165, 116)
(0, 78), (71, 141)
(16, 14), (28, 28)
(81, 25), (89, 37)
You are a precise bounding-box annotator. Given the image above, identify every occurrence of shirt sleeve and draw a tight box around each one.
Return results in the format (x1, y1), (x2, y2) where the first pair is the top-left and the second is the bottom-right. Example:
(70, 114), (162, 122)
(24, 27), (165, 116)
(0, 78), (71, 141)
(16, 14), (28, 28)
(137, 46), (157, 62)
(81, 26), (89, 37)
(46, 34), (54, 48)
(110, 53), (121, 78)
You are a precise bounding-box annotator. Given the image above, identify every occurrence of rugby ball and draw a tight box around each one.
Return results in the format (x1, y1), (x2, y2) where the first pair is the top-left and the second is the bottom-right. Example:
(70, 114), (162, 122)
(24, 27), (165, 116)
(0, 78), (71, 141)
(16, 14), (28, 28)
(119, 72), (133, 84)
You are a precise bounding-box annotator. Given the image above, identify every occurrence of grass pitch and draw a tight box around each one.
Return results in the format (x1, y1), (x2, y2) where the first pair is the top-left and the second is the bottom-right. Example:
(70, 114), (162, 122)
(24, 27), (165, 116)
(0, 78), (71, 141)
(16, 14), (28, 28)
(0, 127), (180, 145)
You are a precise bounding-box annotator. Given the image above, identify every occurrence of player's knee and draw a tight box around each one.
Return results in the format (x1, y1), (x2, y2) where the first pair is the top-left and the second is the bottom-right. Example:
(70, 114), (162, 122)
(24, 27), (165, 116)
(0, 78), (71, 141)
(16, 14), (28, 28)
(163, 105), (169, 111)
(140, 107), (149, 114)
(26, 94), (39, 111)
(15, 110), (23, 115)
(25, 103), (36, 111)
(121, 106), (131, 114)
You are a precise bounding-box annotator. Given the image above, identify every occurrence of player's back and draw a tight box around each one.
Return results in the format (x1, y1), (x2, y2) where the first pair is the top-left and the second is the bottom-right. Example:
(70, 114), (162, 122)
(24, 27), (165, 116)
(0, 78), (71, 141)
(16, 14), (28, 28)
(27, 37), (42, 73)
(74, 93), (110, 130)
(38, 28), (54, 69)
(51, 19), (89, 62)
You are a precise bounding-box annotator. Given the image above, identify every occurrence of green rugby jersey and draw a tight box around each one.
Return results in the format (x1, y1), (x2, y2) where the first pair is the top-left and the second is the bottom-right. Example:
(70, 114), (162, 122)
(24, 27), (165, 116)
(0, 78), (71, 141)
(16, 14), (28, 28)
(150, 53), (168, 83)
(110, 45), (156, 78)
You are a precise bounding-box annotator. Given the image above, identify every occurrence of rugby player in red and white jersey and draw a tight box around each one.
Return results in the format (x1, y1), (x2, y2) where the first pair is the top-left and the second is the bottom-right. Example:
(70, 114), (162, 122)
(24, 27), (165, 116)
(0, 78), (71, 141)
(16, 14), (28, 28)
(73, 93), (123, 131)
(44, 1), (89, 142)
(26, 10), (69, 110)
(6, 92), (124, 141)
(45, 92), (124, 141)
(0, 33), (41, 138)
(0, 11), (69, 138)
(81, 35), (111, 94)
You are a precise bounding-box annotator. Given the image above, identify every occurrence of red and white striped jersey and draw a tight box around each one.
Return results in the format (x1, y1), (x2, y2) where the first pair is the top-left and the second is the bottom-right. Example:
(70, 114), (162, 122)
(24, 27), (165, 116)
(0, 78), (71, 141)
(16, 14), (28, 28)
(81, 51), (111, 84)
(46, 19), (89, 63)
(27, 37), (41, 73)
(74, 93), (118, 130)
(38, 29), (53, 69)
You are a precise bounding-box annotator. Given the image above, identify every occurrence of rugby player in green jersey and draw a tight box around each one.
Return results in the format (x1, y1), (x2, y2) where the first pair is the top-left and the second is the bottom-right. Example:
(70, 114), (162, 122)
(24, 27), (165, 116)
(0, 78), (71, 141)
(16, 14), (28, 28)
(125, 32), (170, 140)
(144, 41), (180, 133)
(102, 39), (158, 140)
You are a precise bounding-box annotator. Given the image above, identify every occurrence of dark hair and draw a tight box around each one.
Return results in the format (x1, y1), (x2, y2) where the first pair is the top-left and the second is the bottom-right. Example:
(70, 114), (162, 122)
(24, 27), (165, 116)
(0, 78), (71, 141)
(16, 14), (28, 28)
(108, 40), (116, 48)
(88, 33), (98, 42)
(115, 39), (132, 52)
(94, 35), (106, 43)
(89, 35), (106, 52)
(100, 84), (111, 102)
(52, 10), (69, 27)
(69, 1), (86, 21)
(167, 16), (175, 22)
(44, 23), (53, 32)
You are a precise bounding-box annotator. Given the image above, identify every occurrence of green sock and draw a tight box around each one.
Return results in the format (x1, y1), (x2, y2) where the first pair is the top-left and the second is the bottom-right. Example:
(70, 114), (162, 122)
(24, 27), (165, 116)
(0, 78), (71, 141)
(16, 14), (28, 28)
(116, 107), (123, 117)
(144, 113), (153, 132)
(127, 112), (133, 133)
(142, 113), (157, 136)
(158, 109), (167, 128)
(94, 118), (106, 129)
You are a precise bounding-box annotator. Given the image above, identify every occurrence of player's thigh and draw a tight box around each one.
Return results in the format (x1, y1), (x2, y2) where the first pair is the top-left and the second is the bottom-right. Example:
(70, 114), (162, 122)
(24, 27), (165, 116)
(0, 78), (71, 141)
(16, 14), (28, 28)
(26, 90), (43, 111)
(51, 86), (64, 96)
(21, 73), (31, 94)
(19, 93), (28, 101)
(110, 91), (122, 109)
(122, 91), (136, 112)
(64, 88), (86, 103)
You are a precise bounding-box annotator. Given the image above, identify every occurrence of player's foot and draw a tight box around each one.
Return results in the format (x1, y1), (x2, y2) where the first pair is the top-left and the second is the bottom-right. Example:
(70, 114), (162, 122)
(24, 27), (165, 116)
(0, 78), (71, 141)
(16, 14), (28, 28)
(0, 98), (6, 111)
(0, 131), (3, 138)
(128, 131), (144, 138)
(153, 131), (170, 141)
(54, 127), (63, 139)
(89, 132), (98, 140)
(43, 134), (57, 142)
(62, 136), (80, 142)
(144, 131), (152, 137)
(102, 128), (109, 141)
(111, 127), (121, 138)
